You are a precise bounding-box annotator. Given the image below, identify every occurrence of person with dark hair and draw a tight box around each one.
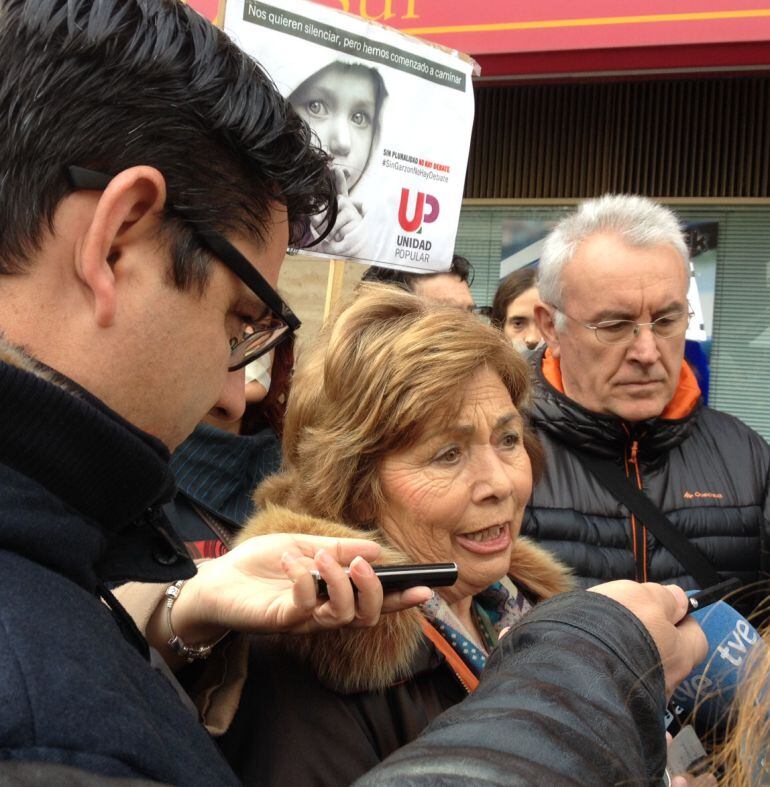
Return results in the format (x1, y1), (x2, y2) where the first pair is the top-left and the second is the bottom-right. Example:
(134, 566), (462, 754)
(0, 1), (425, 782)
(491, 267), (544, 352)
(362, 254), (476, 311)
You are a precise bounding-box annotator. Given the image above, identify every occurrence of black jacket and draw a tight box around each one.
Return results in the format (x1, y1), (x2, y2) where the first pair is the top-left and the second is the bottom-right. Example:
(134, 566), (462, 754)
(357, 591), (669, 786)
(522, 349), (770, 594)
(0, 344), (238, 785)
(219, 634), (467, 787)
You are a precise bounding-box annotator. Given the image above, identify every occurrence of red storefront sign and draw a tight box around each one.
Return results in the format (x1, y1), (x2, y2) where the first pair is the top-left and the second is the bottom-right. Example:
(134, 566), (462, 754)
(314, 1), (770, 53)
(188, 0), (219, 19)
(187, 1), (770, 77)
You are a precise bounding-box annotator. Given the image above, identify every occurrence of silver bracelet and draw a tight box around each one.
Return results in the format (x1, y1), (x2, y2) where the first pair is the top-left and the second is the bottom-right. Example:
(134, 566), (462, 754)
(164, 580), (216, 662)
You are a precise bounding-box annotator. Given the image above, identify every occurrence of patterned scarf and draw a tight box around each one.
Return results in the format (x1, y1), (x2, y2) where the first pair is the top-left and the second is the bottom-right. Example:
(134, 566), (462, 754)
(421, 576), (532, 676)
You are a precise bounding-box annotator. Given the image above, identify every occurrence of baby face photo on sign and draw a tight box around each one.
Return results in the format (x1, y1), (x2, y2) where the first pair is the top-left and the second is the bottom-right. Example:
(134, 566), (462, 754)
(289, 60), (388, 258)
(225, 0), (475, 271)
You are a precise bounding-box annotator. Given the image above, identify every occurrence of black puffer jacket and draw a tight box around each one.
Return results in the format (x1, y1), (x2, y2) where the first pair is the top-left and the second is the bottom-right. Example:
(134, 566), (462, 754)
(522, 349), (770, 594)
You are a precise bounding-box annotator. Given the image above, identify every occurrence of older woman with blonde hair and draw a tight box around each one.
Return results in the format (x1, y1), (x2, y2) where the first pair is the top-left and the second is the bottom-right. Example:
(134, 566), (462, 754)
(216, 284), (573, 785)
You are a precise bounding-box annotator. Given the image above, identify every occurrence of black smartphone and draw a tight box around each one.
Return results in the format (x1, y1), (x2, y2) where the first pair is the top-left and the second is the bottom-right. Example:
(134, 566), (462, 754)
(311, 562), (458, 597)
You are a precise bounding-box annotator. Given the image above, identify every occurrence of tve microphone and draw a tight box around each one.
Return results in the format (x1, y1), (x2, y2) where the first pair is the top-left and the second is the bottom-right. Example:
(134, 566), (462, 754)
(667, 597), (765, 733)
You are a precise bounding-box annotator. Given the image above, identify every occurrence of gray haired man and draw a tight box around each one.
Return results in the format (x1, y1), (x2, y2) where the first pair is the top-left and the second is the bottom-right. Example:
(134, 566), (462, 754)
(523, 194), (770, 603)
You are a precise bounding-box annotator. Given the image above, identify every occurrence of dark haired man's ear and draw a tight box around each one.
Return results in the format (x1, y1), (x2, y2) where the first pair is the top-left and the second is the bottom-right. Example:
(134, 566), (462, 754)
(535, 303), (560, 359)
(76, 166), (167, 328)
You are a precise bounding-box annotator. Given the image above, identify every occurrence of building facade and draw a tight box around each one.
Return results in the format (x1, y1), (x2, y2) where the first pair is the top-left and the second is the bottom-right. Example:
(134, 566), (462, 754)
(190, 1), (770, 439)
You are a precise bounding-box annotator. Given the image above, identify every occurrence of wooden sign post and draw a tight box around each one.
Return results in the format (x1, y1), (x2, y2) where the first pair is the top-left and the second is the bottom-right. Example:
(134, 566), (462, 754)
(323, 259), (346, 319)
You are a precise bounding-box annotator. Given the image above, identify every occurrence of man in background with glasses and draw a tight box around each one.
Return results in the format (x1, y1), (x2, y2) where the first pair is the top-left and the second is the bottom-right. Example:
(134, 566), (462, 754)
(523, 195), (769, 604)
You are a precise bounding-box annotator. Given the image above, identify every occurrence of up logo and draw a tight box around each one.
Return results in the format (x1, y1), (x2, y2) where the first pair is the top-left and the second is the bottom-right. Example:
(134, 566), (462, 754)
(398, 188), (440, 233)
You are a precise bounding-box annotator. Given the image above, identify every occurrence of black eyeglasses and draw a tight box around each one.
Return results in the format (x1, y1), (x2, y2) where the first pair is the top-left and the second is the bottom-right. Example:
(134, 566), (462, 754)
(66, 166), (300, 371)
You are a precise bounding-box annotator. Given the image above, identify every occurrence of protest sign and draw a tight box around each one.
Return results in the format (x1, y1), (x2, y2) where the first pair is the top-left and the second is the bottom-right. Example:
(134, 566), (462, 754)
(222, 0), (477, 272)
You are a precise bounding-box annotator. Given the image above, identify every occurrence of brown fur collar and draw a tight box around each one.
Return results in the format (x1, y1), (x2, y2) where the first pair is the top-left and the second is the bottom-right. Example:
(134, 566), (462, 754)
(237, 504), (573, 693)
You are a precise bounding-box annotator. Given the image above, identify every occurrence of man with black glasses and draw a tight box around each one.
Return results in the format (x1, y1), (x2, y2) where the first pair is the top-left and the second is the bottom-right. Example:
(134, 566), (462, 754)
(523, 194), (770, 605)
(0, 2), (429, 783)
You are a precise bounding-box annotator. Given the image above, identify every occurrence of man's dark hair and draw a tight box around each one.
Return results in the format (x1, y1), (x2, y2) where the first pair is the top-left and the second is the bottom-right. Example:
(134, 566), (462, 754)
(0, 0), (336, 288)
(361, 254), (474, 290)
(490, 266), (538, 329)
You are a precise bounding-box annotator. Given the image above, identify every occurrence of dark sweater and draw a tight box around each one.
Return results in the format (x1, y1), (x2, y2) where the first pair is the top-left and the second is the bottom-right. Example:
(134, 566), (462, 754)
(0, 351), (238, 785)
(166, 421), (281, 554)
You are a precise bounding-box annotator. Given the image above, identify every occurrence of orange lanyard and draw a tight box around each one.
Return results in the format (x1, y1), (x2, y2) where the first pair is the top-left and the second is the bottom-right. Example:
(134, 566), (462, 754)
(420, 618), (479, 693)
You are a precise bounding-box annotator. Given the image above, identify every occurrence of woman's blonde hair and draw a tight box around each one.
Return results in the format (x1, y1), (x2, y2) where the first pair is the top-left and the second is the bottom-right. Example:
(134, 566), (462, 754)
(712, 623), (770, 784)
(256, 284), (540, 527)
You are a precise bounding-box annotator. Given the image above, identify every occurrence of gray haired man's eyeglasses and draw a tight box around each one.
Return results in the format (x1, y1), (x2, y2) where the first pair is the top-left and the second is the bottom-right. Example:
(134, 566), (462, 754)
(66, 166), (300, 371)
(552, 305), (694, 346)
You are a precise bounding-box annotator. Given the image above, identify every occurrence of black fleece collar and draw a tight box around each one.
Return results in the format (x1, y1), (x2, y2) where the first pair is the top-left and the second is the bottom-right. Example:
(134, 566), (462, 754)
(0, 351), (194, 586)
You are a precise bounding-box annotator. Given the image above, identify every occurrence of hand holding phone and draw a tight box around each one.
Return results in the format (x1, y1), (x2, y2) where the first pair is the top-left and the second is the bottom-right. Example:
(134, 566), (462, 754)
(311, 562), (458, 598)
